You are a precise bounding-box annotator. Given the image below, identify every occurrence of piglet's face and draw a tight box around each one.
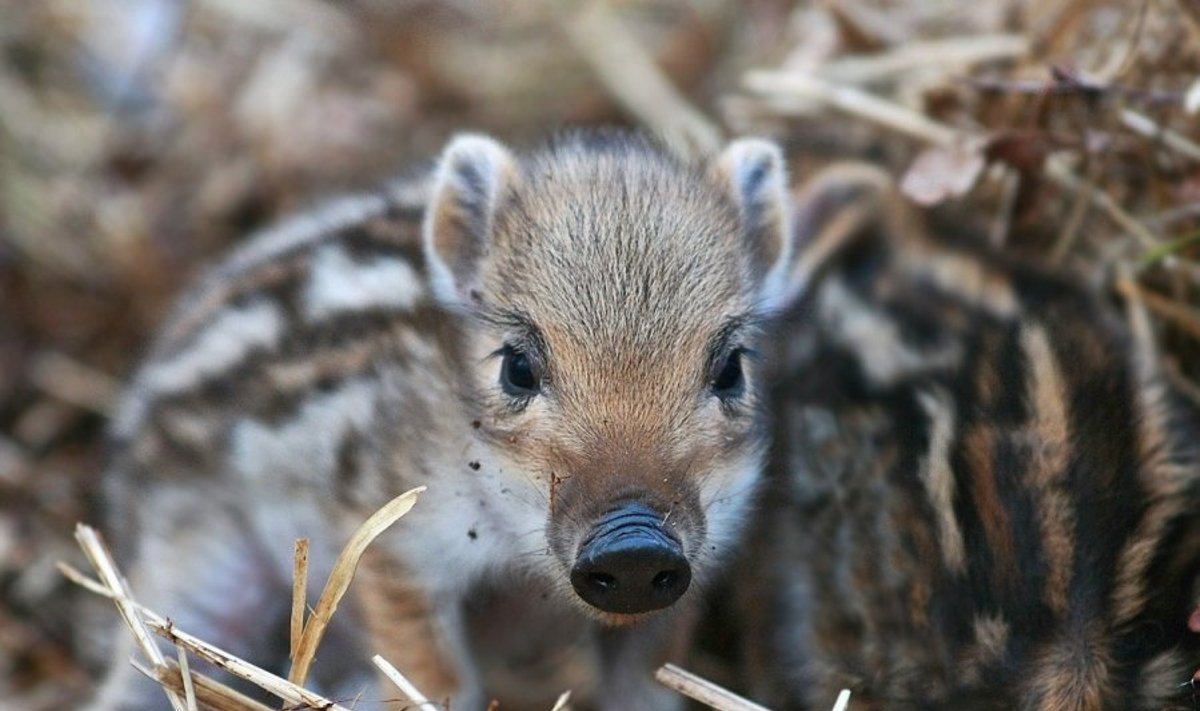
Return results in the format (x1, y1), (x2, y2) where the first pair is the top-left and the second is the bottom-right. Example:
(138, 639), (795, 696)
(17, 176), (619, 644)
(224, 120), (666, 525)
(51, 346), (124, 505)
(424, 133), (804, 621)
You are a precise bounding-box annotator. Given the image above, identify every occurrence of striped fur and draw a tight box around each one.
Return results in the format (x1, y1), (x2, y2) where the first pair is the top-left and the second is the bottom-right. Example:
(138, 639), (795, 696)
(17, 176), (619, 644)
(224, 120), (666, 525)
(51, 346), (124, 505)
(738, 166), (1200, 710)
(89, 133), (797, 711)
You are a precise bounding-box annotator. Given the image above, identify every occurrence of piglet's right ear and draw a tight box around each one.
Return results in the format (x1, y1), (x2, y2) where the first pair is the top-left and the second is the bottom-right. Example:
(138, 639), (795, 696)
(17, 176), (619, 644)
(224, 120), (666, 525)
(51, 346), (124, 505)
(423, 134), (519, 307)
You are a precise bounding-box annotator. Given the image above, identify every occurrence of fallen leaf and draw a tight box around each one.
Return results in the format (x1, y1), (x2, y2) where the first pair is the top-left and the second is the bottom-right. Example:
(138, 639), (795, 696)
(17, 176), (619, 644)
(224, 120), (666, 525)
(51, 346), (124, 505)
(900, 142), (986, 205)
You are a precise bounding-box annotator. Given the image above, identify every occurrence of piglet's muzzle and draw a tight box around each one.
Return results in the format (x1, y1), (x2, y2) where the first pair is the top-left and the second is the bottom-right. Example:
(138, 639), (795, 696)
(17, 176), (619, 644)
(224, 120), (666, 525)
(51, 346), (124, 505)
(569, 502), (691, 614)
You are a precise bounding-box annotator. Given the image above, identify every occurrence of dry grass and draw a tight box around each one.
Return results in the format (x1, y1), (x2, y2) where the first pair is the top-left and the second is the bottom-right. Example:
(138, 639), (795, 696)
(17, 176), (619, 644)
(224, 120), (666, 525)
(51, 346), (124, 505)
(63, 489), (819, 711)
(64, 489), (419, 711)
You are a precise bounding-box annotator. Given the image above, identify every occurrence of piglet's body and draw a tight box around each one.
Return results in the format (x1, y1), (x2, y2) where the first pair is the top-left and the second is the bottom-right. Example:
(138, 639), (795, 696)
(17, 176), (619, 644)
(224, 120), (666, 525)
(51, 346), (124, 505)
(90, 132), (806, 710)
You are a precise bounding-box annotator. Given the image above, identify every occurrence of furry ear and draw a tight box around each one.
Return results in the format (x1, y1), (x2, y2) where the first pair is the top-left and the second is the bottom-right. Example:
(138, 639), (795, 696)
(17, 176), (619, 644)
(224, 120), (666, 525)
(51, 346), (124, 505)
(778, 163), (907, 308)
(423, 134), (519, 307)
(711, 139), (794, 311)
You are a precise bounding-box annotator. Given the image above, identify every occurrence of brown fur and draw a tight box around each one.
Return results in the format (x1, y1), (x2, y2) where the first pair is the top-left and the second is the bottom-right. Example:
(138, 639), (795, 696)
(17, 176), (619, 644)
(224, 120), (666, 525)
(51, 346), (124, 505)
(735, 164), (1200, 711)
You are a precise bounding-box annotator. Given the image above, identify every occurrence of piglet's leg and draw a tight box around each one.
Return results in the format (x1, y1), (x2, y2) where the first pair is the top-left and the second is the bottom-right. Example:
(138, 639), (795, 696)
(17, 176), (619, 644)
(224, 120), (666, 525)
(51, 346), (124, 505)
(355, 548), (480, 708)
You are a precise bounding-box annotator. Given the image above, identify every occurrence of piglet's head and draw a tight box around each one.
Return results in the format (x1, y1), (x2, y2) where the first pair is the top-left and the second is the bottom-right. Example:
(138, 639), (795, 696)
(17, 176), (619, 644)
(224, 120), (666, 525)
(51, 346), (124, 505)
(424, 132), (806, 621)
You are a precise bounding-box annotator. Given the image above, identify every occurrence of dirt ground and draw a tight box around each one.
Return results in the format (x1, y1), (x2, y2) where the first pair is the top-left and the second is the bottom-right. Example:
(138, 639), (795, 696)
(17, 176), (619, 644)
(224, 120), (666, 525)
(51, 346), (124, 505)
(2, 1), (1199, 708)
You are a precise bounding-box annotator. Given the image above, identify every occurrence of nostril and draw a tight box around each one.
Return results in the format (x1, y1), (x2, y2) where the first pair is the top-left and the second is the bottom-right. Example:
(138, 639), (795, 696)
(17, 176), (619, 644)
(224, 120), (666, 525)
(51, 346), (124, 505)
(589, 572), (617, 590)
(652, 570), (679, 589)
(570, 502), (692, 614)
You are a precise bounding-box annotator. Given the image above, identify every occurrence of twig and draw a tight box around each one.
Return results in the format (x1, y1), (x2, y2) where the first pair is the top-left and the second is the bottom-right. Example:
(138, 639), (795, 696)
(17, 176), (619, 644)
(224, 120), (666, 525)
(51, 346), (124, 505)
(744, 69), (1164, 249)
(990, 169), (1020, 248)
(372, 654), (437, 710)
(148, 618), (356, 711)
(69, 488), (429, 711)
(1050, 160), (1099, 264)
(1187, 78), (1200, 114)
(177, 647), (198, 711)
(289, 538), (309, 662)
(819, 35), (1028, 84)
(1119, 109), (1200, 163)
(1044, 156), (1161, 249)
(549, 690), (572, 711)
(831, 689), (852, 711)
(73, 524), (188, 711)
(563, 2), (722, 160)
(964, 76), (1184, 105)
(745, 70), (956, 145)
(28, 351), (120, 415)
(1030, 0), (1092, 55)
(62, 557), (355, 711)
(142, 659), (276, 711)
(1116, 278), (1200, 341)
(655, 663), (772, 711)
(1107, 0), (1151, 81)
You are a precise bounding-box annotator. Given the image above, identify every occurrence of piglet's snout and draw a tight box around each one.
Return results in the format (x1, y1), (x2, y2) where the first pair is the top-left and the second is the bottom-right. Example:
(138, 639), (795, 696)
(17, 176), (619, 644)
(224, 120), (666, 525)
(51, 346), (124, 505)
(570, 502), (691, 614)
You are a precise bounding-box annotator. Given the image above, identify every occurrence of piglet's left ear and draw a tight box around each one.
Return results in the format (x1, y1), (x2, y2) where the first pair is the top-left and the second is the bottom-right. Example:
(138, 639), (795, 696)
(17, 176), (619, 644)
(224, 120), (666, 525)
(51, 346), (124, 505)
(711, 139), (794, 311)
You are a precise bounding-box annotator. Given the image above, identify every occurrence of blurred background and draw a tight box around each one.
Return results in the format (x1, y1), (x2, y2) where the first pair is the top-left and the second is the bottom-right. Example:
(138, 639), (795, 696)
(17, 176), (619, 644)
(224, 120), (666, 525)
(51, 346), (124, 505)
(1, 1), (1198, 707)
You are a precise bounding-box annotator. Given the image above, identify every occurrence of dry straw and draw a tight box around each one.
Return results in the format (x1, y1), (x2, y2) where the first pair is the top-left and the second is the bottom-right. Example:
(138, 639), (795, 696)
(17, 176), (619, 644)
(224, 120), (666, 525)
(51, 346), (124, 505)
(64, 485), (848, 710)
(288, 486), (425, 687)
(64, 488), (428, 711)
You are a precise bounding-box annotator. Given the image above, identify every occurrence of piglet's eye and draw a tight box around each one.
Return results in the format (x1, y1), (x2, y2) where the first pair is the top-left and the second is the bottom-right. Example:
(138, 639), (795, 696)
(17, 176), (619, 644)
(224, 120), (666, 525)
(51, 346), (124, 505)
(711, 349), (745, 399)
(500, 346), (540, 397)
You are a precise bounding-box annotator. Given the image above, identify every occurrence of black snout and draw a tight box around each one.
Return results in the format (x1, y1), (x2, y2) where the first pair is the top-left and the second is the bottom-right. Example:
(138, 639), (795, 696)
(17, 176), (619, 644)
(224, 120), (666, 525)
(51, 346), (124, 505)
(570, 503), (691, 614)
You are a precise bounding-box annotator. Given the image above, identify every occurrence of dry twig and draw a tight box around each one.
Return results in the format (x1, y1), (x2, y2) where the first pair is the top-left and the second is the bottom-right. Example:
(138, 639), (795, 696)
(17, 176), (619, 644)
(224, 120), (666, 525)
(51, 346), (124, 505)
(177, 647), (198, 711)
(149, 618), (357, 711)
(73, 525), (188, 711)
(743, 70), (1165, 250)
(289, 537), (309, 663)
(1119, 109), (1200, 162)
(819, 34), (1028, 84)
(133, 659), (276, 711)
(65, 487), (425, 711)
(288, 486), (425, 686)
(63, 550), (355, 711)
(372, 654), (436, 710)
(549, 690), (572, 711)
(1116, 278), (1200, 342)
(655, 663), (772, 711)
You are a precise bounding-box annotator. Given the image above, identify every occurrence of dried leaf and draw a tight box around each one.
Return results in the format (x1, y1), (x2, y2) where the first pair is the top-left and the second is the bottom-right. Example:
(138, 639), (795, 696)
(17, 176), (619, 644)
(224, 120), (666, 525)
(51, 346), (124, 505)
(900, 142), (986, 205)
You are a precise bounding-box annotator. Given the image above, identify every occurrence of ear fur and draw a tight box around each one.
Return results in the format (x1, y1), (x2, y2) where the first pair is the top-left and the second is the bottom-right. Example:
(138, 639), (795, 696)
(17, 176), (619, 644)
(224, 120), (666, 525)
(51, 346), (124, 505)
(423, 133), (519, 307)
(712, 139), (794, 311)
(780, 163), (906, 307)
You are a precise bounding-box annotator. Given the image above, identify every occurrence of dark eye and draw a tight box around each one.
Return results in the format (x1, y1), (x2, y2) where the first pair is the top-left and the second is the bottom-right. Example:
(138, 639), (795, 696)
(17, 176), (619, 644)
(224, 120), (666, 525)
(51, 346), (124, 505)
(711, 349), (745, 398)
(500, 347), (540, 397)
